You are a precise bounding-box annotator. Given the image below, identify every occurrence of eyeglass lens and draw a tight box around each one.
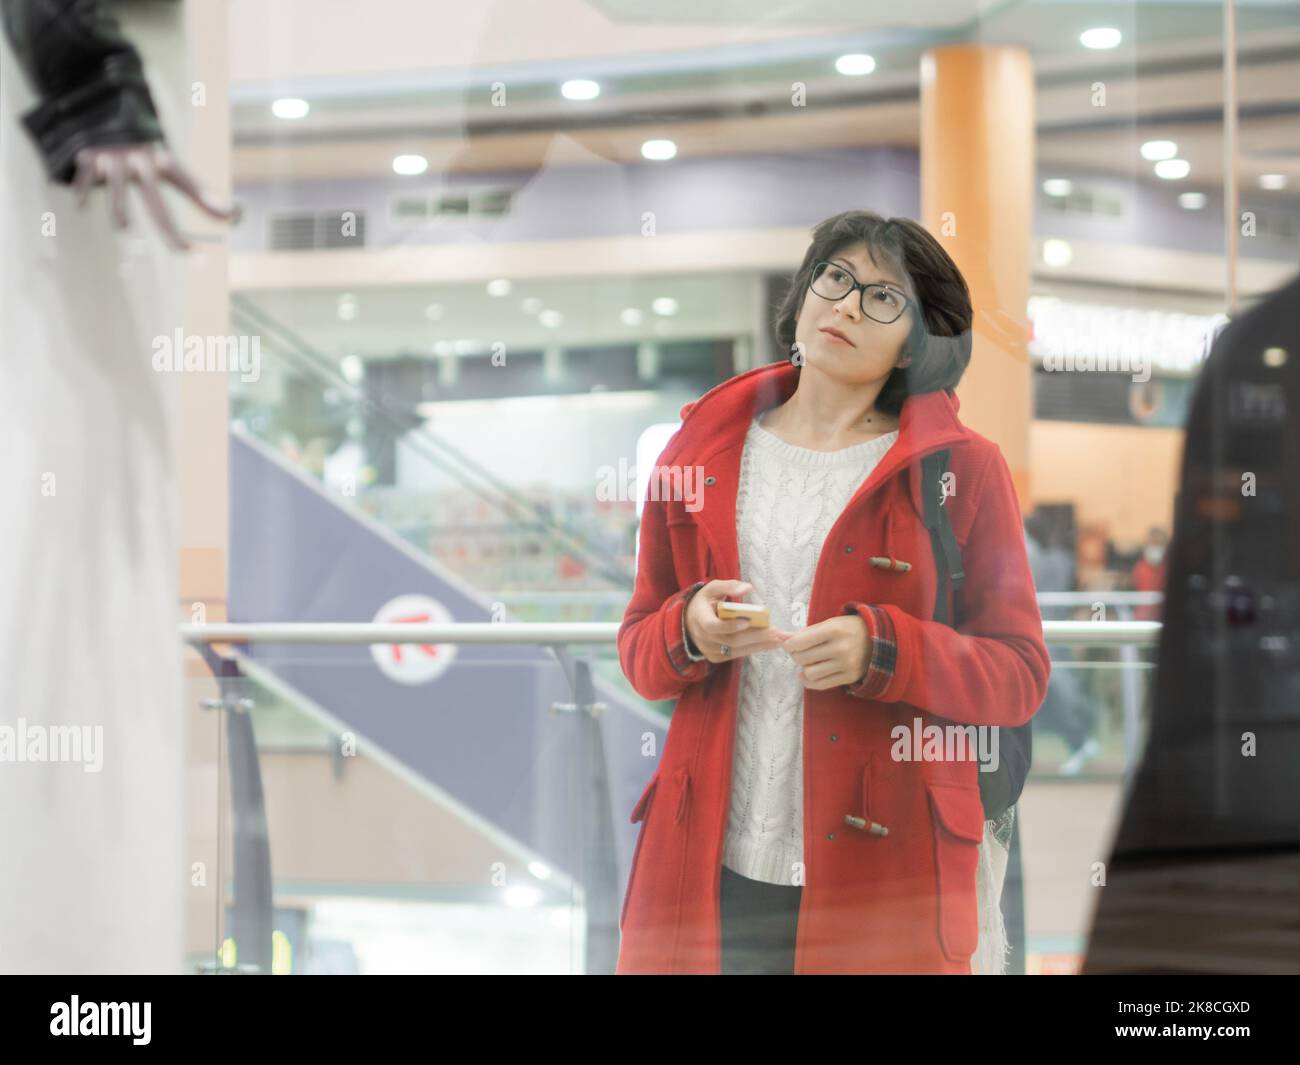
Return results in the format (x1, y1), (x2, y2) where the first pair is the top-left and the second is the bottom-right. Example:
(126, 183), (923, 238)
(811, 262), (906, 323)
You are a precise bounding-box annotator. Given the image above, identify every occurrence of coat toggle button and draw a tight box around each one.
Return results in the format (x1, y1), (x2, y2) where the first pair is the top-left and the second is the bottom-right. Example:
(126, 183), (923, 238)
(844, 814), (889, 837)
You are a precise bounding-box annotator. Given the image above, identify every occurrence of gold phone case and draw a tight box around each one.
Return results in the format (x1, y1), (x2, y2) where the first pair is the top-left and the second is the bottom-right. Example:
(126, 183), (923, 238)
(717, 602), (770, 628)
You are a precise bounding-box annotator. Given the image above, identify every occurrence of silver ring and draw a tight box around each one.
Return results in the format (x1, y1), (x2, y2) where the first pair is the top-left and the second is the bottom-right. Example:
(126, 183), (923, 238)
(719, 644), (731, 657)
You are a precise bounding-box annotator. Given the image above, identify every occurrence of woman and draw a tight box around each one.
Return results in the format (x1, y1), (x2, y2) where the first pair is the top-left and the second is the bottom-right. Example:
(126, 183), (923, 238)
(616, 210), (1050, 975)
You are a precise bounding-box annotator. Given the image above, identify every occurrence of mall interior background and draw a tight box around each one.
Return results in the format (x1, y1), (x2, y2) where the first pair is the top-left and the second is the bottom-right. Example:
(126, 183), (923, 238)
(163, 0), (1300, 973)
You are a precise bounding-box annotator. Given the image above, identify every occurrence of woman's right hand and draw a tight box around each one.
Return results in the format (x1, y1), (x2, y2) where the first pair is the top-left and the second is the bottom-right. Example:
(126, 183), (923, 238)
(685, 580), (790, 663)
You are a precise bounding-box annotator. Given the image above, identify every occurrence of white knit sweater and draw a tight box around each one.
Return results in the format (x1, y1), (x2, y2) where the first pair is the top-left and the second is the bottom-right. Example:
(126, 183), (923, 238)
(722, 416), (898, 886)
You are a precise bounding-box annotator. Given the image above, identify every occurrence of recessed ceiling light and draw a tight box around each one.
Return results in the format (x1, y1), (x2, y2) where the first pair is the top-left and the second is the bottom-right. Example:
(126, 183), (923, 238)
(520, 297), (543, 314)
(835, 54), (876, 76)
(1260, 173), (1288, 190)
(1140, 140), (1177, 161)
(503, 885), (541, 908)
(652, 297), (679, 316)
(340, 354), (364, 384)
(337, 293), (358, 321)
(620, 308), (644, 326)
(1178, 192), (1207, 210)
(393, 154), (428, 176)
(1262, 346), (1287, 368)
(561, 79), (600, 101)
(486, 279), (512, 297)
(539, 309), (563, 328)
(1155, 159), (1190, 180)
(641, 139), (677, 161)
(1042, 178), (1073, 197)
(1080, 27), (1121, 50)
(271, 98), (309, 120)
(1042, 239), (1073, 267)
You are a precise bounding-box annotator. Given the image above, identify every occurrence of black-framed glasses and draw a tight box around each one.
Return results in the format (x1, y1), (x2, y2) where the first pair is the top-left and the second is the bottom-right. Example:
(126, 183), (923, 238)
(809, 260), (912, 325)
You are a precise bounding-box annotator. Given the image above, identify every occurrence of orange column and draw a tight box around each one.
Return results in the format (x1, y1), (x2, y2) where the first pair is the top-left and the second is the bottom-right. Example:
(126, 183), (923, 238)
(919, 44), (1036, 509)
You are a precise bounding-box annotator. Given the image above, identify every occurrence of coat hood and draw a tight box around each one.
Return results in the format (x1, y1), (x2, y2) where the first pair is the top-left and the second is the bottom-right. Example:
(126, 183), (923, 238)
(672, 360), (963, 457)
(663, 361), (972, 518)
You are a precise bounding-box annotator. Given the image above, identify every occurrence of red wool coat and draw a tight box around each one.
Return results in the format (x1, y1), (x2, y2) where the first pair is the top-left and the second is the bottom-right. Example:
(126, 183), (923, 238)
(615, 360), (1050, 974)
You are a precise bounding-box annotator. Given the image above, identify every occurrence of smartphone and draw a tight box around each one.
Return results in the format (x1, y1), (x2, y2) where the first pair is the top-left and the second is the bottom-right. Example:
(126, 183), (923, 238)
(716, 601), (770, 628)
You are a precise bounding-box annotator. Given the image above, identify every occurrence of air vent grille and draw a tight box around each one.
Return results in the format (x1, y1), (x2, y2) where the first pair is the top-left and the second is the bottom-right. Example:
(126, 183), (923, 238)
(269, 210), (366, 250)
(390, 185), (516, 225)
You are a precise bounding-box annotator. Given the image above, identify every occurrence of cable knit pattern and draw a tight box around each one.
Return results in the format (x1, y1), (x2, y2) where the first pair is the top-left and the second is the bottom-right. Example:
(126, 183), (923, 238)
(723, 416), (898, 886)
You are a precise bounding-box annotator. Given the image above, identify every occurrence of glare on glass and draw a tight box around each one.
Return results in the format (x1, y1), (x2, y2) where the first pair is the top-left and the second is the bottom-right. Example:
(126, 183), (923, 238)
(810, 260), (910, 324)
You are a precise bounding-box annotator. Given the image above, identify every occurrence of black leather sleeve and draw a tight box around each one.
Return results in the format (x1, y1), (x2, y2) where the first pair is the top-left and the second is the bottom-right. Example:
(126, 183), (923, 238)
(1, 0), (168, 184)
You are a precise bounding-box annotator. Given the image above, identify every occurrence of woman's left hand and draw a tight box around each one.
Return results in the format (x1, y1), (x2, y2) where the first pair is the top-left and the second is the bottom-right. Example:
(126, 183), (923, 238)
(781, 615), (871, 689)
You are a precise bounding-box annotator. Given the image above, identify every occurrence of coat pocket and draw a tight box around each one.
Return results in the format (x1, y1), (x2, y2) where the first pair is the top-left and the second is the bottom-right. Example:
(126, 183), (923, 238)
(666, 504), (711, 585)
(620, 767), (692, 934)
(621, 774), (660, 932)
(925, 779), (985, 964)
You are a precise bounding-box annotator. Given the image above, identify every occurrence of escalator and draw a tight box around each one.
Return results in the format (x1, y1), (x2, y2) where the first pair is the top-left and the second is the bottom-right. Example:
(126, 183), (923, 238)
(226, 295), (675, 971)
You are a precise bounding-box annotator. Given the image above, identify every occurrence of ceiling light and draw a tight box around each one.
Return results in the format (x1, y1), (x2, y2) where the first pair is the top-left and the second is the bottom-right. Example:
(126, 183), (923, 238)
(1042, 239), (1073, 267)
(1042, 179), (1073, 197)
(340, 354), (364, 384)
(1155, 159), (1190, 180)
(835, 54), (876, 76)
(1141, 140), (1177, 161)
(539, 309), (563, 328)
(561, 79), (600, 101)
(424, 303), (444, 321)
(641, 139), (677, 161)
(651, 297), (678, 316)
(337, 293), (358, 321)
(393, 154), (428, 176)
(486, 279), (512, 297)
(1178, 192), (1207, 210)
(1080, 27), (1121, 50)
(503, 885), (541, 908)
(620, 308), (644, 326)
(1260, 174), (1288, 190)
(271, 98), (309, 120)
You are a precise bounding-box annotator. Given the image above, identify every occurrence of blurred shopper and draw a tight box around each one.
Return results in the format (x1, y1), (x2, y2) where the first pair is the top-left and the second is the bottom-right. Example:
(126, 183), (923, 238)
(616, 211), (1049, 974)
(1130, 525), (1169, 622)
(1084, 271), (1300, 974)
(1025, 516), (1100, 775)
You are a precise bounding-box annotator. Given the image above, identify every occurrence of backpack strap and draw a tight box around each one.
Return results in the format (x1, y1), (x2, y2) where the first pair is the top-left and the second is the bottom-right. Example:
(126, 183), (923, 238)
(921, 449), (965, 625)
(922, 448), (1034, 823)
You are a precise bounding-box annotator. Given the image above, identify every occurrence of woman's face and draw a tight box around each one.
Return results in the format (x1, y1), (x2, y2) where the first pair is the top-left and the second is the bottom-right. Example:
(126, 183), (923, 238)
(794, 242), (916, 389)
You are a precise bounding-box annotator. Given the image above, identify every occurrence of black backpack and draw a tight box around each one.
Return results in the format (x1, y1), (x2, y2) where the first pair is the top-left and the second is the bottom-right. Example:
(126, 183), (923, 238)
(921, 449), (1033, 822)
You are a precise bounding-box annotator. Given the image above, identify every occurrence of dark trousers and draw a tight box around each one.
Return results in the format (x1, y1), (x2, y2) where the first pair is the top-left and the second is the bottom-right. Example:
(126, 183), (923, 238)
(719, 864), (802, 974)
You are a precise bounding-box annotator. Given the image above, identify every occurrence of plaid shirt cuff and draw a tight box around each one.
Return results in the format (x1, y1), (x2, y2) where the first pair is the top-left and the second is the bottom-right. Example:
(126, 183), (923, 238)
(667, 581), (712, 676)
(841, 602), (897, 698)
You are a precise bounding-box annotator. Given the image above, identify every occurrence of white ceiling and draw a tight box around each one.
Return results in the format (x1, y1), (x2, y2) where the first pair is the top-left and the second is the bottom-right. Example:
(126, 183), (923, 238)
(227, 0), (1300, 193)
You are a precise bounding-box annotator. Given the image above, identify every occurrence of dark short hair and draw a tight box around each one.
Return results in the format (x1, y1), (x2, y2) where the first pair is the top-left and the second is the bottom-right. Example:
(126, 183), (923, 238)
(773, 210), (973, 416)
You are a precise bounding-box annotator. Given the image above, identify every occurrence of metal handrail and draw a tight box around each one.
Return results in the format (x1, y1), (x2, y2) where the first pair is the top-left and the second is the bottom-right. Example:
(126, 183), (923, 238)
(491, 589), (1167, 608)
(181, 620), (1160, 646)
(1036, 591), (1162, 606)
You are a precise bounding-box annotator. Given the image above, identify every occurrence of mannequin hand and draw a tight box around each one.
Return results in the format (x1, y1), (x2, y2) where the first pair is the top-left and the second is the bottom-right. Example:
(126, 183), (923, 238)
(781, 614), (871, 689)
(73, 143), (237, 253)
(685, 580), (791, 664)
